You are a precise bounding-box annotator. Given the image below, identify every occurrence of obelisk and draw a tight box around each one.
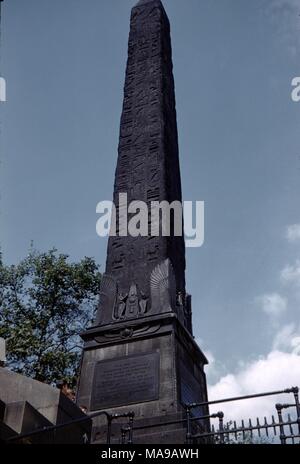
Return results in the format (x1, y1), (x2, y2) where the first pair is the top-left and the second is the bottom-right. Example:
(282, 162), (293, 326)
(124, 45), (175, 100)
(98, 0), (186, 327)
(77, 0), (209, 444)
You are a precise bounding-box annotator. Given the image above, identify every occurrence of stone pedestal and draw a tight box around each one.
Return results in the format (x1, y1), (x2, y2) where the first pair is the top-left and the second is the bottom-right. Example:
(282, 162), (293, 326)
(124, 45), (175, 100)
(77, 313), (209, 444)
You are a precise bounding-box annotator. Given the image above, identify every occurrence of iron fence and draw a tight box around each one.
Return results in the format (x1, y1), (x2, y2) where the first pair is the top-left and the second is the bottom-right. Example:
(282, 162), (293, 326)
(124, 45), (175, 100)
(185, 386), (300, 444)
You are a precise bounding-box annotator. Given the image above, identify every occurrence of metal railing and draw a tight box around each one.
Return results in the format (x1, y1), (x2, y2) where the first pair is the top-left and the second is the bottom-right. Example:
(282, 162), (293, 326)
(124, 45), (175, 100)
(5, 410), (135, 444)
(185, 386), (300, 444)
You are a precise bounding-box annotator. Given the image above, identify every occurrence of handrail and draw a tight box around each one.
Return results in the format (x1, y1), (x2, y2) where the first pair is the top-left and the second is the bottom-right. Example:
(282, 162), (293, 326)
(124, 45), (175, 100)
(6, 409), (135, 444)
(185, 386), (300, 444)
(185, 387), (299, 410)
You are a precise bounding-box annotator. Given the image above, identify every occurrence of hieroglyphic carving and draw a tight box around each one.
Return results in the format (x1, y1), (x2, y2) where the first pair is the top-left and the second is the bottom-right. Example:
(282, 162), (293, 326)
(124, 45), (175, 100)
(94, 323), (161, 345)
(113, 283), (149, 322)
(150, 259), (176, 313)
(97, 0), (187, 327)
(97, 277), (150, 325)
(96, 275), (117, 325)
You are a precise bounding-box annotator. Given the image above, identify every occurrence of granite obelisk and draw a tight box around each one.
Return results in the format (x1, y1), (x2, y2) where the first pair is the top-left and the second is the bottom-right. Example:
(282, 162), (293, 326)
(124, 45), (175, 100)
(77, 0), (209, 444)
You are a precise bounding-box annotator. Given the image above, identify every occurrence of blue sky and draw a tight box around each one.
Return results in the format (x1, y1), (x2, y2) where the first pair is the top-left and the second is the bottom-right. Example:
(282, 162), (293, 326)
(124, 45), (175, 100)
(1, 0), (300, 415)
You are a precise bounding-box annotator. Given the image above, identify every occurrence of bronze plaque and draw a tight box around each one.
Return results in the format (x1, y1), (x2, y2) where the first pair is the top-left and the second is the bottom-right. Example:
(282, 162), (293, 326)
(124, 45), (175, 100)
(90, 352), (160, 411)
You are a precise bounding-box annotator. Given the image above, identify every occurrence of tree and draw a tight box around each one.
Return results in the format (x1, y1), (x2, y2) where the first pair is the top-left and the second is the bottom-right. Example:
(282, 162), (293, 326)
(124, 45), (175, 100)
(0, 248), (101, 386)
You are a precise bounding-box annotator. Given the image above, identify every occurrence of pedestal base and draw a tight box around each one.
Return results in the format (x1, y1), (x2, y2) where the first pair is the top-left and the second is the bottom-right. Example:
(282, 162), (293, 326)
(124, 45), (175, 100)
(77, 313), (210, 445)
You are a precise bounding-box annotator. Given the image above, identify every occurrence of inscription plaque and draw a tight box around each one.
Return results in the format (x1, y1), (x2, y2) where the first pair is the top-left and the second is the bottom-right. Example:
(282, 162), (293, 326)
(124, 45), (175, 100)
(90, 352), (160, 411)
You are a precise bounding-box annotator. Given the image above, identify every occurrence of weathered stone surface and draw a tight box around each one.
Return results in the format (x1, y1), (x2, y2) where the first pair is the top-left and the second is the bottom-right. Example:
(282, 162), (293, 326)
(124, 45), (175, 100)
(90, 352), (160, 411)
(0, 400), (5, 421)
(95, 0), (186, 328)
(0, 368), (92, 443)
(0, 368), (59, 423)
(0, 337), (5, 363)
(4, 401), (52, 435)
(78, 314), (209, 443)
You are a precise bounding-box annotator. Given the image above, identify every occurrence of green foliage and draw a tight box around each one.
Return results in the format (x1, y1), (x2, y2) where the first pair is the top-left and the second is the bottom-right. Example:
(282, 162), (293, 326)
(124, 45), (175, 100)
(0, 249), (101, 386)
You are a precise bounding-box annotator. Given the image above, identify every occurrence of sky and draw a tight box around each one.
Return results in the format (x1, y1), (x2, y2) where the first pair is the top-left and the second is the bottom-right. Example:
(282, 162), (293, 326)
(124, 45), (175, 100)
(1, 0), (300, 423)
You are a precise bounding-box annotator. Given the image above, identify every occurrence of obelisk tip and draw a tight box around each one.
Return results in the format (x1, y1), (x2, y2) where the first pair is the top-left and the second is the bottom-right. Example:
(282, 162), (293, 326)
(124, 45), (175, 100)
(135, 0), (162, 6)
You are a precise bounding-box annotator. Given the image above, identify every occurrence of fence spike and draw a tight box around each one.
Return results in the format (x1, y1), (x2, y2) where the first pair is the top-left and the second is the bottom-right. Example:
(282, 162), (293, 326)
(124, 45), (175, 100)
(226, 422), (230, 443)
(271, 415), (276, 435)
(257, 418), (261, 438)
(288, 413), (293, 436)
(241, 420), (246, 440)
(264, 417), (269, 437)
(249, 419), (253, 438)
(234, 421), (238, 441)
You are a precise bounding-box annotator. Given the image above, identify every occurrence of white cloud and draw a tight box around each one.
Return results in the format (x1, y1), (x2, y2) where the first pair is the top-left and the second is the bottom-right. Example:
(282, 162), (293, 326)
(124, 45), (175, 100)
(205, 221), (300, 435)
(198, 339), (227, 384)
(286, 224), (300, 243)
(273, 0), (300, 7)
(266, 0), (300, 57)
(257, 293), (287, 318)
(281, 260), (300, 287)
(273, 323), (300, 354)
(204, 349), (215, 366)
(208, 350), (300, 424)
(208, 324), (300, 430)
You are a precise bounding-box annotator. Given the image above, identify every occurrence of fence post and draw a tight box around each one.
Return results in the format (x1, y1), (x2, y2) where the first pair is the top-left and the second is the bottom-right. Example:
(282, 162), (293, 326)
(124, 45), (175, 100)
(276, 404), (287, 445)
(106, 415), (112, 444)
(218, 412), (224, 444)
(121, 427), (127, 445)
(186, 406), (192, 444)
(292, 387), (300, 435)
(128, 413), (134, 444)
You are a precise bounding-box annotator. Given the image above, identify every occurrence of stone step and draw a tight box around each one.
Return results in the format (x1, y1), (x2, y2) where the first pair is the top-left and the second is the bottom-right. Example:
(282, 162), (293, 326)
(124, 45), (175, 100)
(3, 400), (53, 435)
(0, 368), (92, 443)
